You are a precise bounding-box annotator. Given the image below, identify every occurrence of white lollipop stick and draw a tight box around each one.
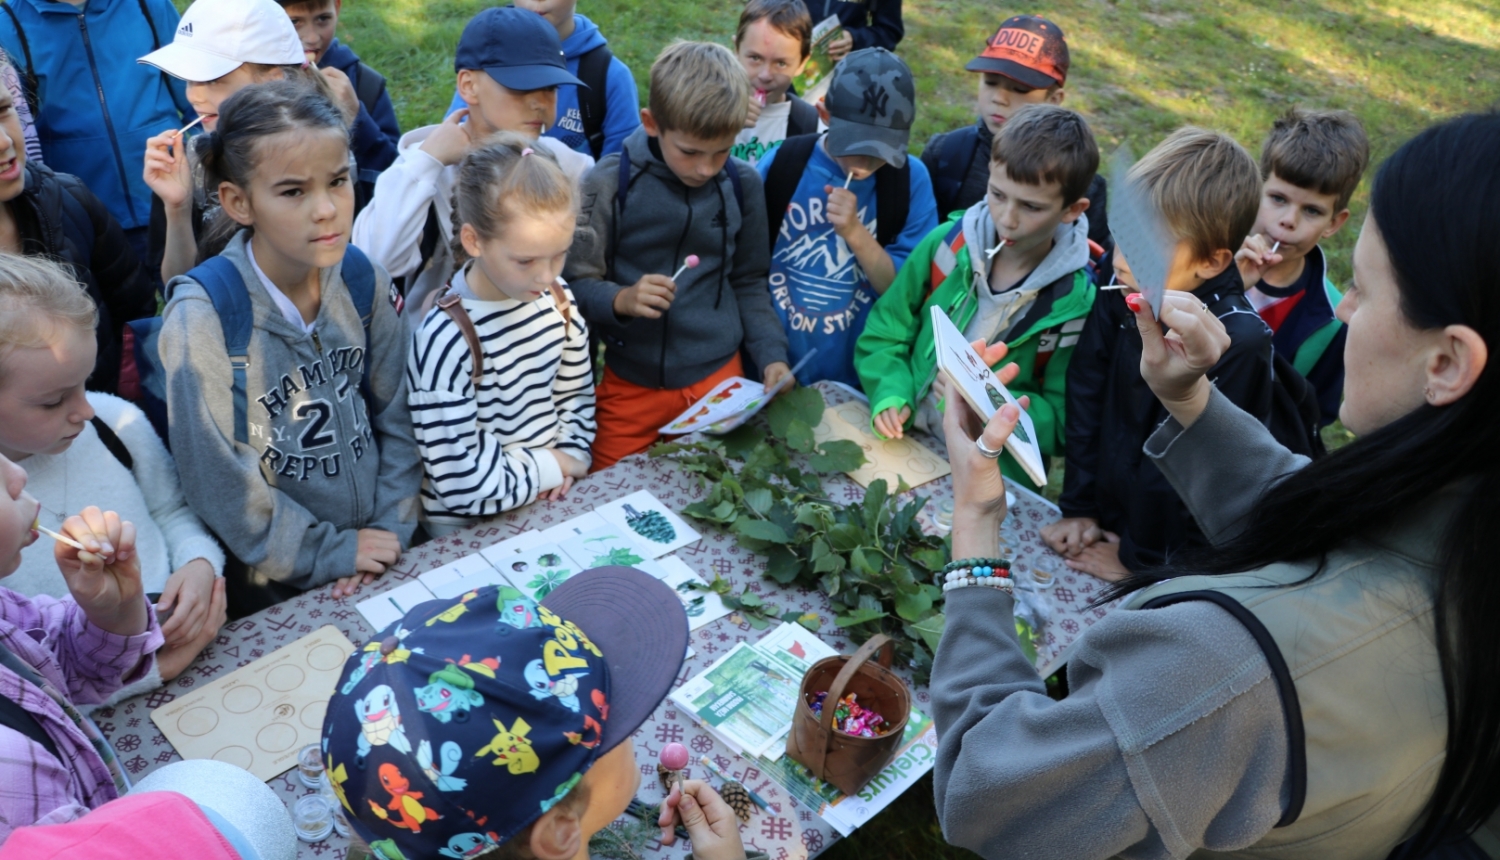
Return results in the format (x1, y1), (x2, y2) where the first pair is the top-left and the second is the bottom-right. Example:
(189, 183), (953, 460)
(35, 522), (84, 550)
(842, 172), (854, 189)
(670, 254), (701, 282)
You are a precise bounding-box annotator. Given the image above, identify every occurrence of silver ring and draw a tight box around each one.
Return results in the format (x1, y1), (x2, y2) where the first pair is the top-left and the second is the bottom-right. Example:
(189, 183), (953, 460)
(975, 437), (1003, 459)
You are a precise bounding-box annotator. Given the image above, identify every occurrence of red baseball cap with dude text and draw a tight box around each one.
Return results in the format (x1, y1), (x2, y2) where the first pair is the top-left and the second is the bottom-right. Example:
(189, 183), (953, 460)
(967, 15), (1070, 89)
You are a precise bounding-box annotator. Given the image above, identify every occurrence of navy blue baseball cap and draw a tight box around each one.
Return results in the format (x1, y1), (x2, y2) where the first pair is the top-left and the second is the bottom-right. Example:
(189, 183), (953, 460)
(454, 6), (585, 92)
(322, 567), (687, 859)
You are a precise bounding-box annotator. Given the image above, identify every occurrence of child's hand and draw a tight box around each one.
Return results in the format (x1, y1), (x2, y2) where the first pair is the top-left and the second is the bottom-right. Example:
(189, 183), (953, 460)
(157, 558), (216, 648)
(826, 30), (855, 62)
(420, 108), (476, 167)
(762, 362), (793, 393)
(335, 529), (401, 597)
(319, 66), (361, 123)
(824, 185), (868, 242)
(1130, 291), (1231, 429)
(540, 450), (588, 500)
(658, 780), (747, 860)
(745, 91), (764, 129)
(143, 129), (192, 211)
(157, 576), (226, 681)
(55, 507), (149, 637)
(1041, 517), (1103, 558)
(942, 342), (1025, 549)
(1234, 233), (1285, 289)
(613, 274), (677, 319)
(1062, 531), (1129, 581)
(873, 405), (911, 440)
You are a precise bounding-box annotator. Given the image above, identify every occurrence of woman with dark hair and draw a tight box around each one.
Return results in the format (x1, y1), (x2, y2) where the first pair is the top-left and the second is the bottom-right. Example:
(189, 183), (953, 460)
(929, 111), (1499, 859)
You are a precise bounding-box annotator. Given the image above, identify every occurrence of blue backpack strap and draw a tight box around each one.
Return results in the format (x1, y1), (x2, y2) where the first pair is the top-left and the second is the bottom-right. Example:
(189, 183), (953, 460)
(186, 257), (254, 444)
(341, 245), (377, 401)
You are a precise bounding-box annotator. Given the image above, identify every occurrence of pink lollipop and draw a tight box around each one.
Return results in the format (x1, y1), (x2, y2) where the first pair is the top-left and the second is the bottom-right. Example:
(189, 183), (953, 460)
(670, 255), (701, 282)
(661, 742), (690, 794)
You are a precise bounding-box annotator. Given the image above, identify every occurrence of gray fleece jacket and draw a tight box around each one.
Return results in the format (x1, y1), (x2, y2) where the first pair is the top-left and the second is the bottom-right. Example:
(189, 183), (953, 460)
(931, 387), (1292, 858)
(158, 232), (422, 591)
(961, 205), (1092, 346)
(563, 127), (789, 388)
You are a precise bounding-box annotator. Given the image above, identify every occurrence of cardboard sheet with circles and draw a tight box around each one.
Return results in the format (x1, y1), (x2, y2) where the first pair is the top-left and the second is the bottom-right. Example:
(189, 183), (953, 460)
(151, 626), (356, 781)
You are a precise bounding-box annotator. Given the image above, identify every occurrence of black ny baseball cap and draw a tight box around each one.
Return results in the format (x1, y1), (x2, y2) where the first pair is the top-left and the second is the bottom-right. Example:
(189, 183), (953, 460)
(824, 47), (915, 168)
(454, 6), (585, 92)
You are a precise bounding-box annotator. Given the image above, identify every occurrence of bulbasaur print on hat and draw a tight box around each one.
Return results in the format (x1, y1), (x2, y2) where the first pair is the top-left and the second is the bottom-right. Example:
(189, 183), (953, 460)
(322, 585), (611, 859)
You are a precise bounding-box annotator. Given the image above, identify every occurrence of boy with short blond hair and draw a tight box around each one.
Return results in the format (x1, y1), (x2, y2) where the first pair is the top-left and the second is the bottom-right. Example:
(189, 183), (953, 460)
(564, 41), (790, 469)
(351, 6), (594, 326)
(1048, 127), (1277, 580)
(732, 0), (819, 165)
(1236, 107), (1369, 425)
(920, 15), (1111, 251)
(275, 0), (401, 208)
(855, 104), (1097, 485)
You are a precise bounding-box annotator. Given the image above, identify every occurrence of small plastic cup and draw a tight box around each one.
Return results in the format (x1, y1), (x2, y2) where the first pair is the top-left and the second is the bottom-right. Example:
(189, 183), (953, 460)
(297, 744), (326, 789)
(318, 782), (351, 837)
(293, 794), (334, 843)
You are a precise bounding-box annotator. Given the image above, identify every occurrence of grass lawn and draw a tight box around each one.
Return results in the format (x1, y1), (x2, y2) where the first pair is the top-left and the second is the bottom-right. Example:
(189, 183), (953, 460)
(192, 0), (1496, 855)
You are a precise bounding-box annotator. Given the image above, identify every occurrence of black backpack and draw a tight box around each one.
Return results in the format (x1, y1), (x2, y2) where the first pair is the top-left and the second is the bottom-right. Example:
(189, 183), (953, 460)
(762, 133), (910, 253)
(575, 44), (613, 160)
(927, 124), (983, 221)
(1268, 351), (1327, 460)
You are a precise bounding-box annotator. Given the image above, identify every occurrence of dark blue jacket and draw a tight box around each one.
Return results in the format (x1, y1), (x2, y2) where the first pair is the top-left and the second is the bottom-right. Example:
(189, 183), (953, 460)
(802, 0), (903, 51)
(13, 162), (157, 394)
(319, 38), (400, 200)
(0, 0), (191, 231)
(1258, 244), (1346, 426)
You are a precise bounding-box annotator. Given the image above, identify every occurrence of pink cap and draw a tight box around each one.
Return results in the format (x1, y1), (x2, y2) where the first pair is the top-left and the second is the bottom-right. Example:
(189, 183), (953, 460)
(685, 255), (701, 269)
(660, 742), (690, 770)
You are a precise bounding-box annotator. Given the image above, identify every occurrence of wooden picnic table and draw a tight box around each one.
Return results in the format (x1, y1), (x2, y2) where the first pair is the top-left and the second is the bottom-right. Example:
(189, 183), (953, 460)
(94, 383), (1119, 859)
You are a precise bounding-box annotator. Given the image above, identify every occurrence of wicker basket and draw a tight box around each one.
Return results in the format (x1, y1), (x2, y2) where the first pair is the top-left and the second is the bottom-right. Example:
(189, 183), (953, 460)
(785, 634), (910, 796)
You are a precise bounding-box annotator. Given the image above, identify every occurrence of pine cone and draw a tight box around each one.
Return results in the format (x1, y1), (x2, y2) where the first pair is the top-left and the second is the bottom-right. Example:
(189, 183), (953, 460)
(718, 781), (755, 823)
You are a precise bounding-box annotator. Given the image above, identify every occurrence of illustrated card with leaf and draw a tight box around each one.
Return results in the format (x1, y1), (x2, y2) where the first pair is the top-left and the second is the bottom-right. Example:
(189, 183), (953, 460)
(660, 351), (814, 435)
(535, 511), (608, 546)
(555, 527), (651, 571)
(656, 556), (733, 630)
(930, 304), (1047, 486)
(592, 490), (701, 557)
(494, 543), (577, 601)
(477, 529), (545, 568)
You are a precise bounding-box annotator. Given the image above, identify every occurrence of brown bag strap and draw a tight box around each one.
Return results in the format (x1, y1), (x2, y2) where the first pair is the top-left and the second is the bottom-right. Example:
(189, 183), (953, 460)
(808, 634), (894, 779)
(436, 288), (485, 386)
(549, 280), (572, 334)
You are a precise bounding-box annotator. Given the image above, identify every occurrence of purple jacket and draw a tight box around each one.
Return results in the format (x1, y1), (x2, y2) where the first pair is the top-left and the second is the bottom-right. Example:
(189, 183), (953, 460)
(0, 588), (161, 842)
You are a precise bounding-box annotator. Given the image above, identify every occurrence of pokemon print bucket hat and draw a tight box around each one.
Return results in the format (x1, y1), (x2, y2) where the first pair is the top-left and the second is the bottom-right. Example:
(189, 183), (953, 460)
(322, 567), (688, 859)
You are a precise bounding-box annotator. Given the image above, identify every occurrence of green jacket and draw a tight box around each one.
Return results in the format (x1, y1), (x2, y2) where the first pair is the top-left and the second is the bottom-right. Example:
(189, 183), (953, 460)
(854, 210), (1095, 484)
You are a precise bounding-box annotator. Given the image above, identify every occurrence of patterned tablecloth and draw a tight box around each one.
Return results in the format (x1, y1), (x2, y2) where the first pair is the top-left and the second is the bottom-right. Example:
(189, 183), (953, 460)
(95, 383), (1119, 859)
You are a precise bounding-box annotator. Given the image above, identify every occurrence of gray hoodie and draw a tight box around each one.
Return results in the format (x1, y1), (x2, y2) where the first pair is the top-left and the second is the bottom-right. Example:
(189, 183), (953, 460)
(158, 232), (422, 591)
(961, 206), (1091, 346)
(564, 127), (789, 388)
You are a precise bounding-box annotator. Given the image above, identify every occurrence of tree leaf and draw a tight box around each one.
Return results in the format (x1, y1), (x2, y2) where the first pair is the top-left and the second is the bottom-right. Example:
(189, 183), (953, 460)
(767, 386), (825, 439)
(894, 587), (933, 622)
(820, 571), (842, 596)
(743, 487), (773, 516)
(808, 536), (831, 561)
(909, 613), (946, 652)
(834, 607), (887, 627)
(745, 613), (772, 630)
(739, 590), (763, 608)
(851, 546), (882, 577)
(807, 439), (866, 473)
(827, 523), (865, 552)
(813, 552), (845, 575)
(764, 546), (803, 584)
(720, 424), (762, 460)
(711, 500), (737, 520)
(732, 518), (790, 544)
(784, 418), (815, 453)
(862, 479), (889, 533)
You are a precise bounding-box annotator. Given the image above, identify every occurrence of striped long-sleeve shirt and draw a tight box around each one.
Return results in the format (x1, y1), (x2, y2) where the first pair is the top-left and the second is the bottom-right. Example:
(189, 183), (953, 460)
(407, 266), (597, 518)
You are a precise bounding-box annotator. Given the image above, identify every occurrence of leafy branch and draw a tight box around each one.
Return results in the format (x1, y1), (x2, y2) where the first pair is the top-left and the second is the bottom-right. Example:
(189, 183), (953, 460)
(652, 387), (950, 682)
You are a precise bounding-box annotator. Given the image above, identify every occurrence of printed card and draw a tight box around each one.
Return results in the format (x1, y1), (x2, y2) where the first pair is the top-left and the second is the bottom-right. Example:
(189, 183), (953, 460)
(355, 580), (439, 633)
(493, 543), (578, 601)
(555, 526), (652, 571)
(535, 512), (608, 546)
(592, 490), (701, 557)
(930, 305), (1048, 486)
(419, 553), (502, 599)
(656, 556), (732, 630)
(477, 530), (546, 568)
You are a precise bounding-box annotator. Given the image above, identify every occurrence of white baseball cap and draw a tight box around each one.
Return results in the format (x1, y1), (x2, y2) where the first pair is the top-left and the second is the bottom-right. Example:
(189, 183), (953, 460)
(139, 0), (305, 83)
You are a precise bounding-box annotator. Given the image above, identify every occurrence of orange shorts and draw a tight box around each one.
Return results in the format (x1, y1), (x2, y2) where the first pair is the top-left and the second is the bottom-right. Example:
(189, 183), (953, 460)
(590, 354), (745, 471)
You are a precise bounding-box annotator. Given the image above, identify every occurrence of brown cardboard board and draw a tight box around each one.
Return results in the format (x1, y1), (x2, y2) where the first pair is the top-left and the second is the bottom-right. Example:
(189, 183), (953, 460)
(812, 400), (950, 490)
(151, 625), (355, 781)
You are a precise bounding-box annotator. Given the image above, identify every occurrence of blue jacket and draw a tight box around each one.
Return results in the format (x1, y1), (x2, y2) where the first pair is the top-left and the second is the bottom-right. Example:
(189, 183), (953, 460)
(0, 0), (191, 231)
(445, 13), (639, 158)
(319, 39), (399, 190)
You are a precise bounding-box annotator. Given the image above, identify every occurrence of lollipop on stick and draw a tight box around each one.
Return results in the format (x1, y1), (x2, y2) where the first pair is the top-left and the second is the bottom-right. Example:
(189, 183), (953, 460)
(32, 517), (83, 550)
(670, 255), (700, 282)
(660, 742), (689, 794)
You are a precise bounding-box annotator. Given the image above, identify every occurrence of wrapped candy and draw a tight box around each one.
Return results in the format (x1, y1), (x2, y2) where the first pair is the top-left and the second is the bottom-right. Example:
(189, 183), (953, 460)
(808, 691), (892, 738)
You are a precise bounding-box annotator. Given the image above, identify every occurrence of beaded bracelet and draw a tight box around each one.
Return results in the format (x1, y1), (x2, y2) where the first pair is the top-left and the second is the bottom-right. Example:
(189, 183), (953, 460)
(941, 557), (1012, 576)
(942, 575), (1014, 595)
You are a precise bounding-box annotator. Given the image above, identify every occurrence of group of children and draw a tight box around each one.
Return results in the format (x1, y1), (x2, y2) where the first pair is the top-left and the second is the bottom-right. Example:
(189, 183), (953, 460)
(0, 0), (1374, 852)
